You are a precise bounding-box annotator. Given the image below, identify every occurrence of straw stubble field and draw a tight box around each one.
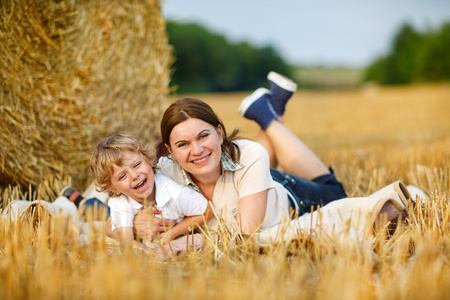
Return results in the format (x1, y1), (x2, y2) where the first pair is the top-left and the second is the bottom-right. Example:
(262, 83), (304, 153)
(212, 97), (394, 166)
(1, 84), (450, 299)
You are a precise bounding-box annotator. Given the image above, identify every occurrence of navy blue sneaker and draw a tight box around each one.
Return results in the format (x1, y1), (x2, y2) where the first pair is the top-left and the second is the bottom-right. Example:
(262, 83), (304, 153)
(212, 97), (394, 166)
(267, 71), (298, 116)
(238, 88), (278, 130)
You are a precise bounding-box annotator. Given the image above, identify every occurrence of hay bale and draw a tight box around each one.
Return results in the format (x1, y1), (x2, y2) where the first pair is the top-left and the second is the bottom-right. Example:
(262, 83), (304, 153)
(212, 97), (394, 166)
(0, 0), (173, 188)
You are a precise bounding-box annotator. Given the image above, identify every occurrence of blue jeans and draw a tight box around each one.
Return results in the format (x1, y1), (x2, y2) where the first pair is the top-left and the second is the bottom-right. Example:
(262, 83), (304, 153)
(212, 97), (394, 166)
(270, 167), (347, 217)
(81, 198), (111, 220)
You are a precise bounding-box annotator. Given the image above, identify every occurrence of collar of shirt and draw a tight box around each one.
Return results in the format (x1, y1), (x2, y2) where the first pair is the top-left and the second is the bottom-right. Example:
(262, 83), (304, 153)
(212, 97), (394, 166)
(178, 151), (245, 193)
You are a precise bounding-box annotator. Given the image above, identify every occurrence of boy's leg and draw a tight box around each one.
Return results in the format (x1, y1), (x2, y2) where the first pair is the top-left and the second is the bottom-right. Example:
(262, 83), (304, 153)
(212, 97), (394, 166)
(61, 185), (86, 207)
(61, 185), (110, 221)
(80, 198), (111, 221)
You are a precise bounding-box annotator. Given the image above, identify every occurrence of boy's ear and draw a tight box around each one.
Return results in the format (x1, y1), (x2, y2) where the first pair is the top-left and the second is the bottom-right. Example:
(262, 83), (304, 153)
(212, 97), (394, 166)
(106, 185), (119, 195)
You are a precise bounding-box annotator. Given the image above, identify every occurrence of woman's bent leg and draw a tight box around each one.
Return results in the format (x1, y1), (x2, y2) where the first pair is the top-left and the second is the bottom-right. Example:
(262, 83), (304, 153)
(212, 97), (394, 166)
(265, 120), (330, 180)
(239, 75), (329, 180)
(254, 130), (278, 169)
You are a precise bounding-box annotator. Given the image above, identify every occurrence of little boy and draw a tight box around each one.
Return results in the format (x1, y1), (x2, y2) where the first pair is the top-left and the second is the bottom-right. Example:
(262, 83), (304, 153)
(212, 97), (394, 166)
(90, 134), (214, 251)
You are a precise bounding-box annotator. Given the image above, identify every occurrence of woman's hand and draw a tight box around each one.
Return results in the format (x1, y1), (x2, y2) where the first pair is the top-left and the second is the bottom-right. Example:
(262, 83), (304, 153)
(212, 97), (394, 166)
(155, 234), (204, 261)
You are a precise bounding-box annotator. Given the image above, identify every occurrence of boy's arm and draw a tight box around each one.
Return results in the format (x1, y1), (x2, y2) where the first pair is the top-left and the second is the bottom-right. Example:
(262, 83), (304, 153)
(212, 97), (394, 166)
(161, 202), (214, 243)
(114, 227), (155, 253)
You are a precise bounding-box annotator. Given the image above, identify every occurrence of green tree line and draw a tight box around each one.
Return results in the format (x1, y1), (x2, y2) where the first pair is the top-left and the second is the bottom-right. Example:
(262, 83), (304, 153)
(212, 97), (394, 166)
(166, 22), (293, 93)
(364, 21), (450, 84)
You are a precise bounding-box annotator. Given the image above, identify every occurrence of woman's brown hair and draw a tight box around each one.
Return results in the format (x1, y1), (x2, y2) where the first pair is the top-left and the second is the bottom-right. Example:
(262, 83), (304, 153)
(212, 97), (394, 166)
(160, 97), (241, 162)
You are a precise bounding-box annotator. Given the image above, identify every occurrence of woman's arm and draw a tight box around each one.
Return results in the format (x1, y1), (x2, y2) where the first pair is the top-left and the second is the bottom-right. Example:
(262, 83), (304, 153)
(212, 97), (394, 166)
(232, 141), (273, 233)
(160, 202), (214, 243)
(155, 233), (204, 261)
(237, 190), (268, 234)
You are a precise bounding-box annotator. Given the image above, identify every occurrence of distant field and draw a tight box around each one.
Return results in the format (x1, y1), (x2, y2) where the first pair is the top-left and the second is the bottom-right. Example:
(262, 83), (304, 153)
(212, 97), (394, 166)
(2, 84), (450, 299)
(292, 66), (364, 89)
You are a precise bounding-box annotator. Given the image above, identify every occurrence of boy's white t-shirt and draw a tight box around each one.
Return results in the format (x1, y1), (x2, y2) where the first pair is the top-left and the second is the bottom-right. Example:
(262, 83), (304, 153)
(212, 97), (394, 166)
(109, 174), (208, 231)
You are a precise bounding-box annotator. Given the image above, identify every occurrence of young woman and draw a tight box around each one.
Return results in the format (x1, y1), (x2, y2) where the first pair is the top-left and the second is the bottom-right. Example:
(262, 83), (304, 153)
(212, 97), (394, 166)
(149, 72), (346, 234)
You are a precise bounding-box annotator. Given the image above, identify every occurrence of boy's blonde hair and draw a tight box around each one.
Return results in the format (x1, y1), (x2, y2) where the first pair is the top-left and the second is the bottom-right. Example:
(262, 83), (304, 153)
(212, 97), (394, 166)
(90, 134), (157, 197)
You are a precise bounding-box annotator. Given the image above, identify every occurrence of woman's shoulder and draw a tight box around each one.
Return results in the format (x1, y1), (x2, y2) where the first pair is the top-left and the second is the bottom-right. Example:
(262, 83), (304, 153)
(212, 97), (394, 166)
(234, 139), (269, 159)
(234, 138), (264, 148)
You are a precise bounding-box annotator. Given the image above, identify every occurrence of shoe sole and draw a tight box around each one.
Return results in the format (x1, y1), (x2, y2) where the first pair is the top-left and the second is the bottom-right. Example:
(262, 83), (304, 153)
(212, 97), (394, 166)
(268, 71), (298, 92)
(60, 185), (73, 197)
(238, 87), (270, 116)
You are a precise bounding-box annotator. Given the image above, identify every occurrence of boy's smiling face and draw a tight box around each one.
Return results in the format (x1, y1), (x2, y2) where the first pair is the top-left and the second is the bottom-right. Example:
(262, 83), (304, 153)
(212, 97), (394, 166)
(108, 151), (156, 204)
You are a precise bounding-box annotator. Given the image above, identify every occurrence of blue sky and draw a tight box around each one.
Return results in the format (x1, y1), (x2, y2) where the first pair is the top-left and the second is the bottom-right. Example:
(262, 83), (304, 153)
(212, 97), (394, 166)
(162, 0), (450, 67)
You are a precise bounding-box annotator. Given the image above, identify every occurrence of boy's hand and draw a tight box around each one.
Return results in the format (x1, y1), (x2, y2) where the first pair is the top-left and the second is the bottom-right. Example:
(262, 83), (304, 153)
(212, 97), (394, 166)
(133, 208), (157, 241)
(133, 207), (177, 239)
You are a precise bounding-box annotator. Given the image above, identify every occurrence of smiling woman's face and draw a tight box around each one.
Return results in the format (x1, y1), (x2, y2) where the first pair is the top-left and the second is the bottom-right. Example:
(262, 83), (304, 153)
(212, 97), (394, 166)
(167, 117), (223, 181)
